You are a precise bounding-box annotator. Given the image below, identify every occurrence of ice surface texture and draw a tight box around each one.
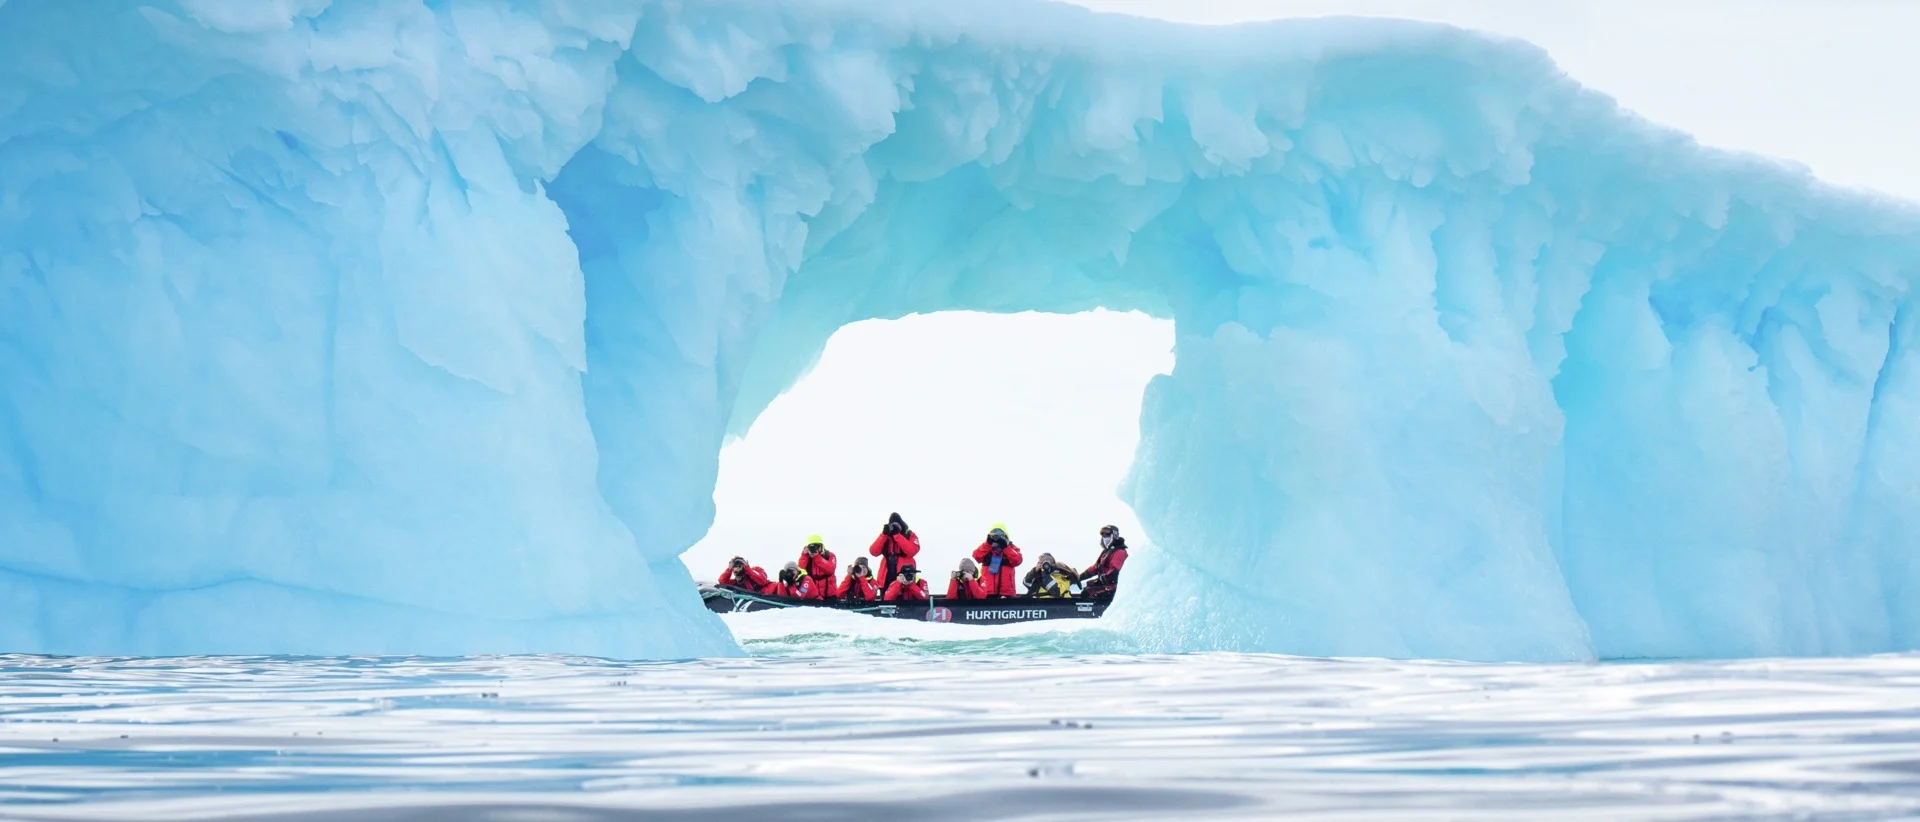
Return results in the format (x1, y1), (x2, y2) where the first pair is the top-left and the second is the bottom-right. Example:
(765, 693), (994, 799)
(2, 0), (1917, 660)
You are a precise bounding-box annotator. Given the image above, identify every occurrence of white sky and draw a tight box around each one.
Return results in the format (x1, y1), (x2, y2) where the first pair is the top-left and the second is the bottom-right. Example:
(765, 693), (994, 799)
(683, 310), (1174, 583)
(683, 1), (1920, 585)
(1070, 0), (1920, 202)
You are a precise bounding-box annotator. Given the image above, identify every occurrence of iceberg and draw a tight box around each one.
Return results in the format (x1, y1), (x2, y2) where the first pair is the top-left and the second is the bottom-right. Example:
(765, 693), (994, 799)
(2, 0), (1917, 660)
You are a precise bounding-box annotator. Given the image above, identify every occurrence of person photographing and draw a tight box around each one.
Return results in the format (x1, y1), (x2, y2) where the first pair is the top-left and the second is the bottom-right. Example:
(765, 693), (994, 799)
(839, 557), (879, 602)
(1023, 553), (1078, 598)
(946, 558), (988, 600)
(718, 556), (771, 594)
(883, 563), (929, 602)
(773, 560), (820, 599)
(795, 535), (836, 601)
(868, 512), (921, 589)
(970, 524), (1024, 598)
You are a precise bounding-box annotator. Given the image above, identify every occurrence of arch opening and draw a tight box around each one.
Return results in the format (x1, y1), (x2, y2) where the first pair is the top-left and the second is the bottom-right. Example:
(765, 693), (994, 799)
(680, 310), (1172, 598)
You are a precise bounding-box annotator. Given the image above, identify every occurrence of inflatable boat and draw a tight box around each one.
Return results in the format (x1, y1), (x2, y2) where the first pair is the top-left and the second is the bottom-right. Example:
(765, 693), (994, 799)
(699, 584), (1111, 625)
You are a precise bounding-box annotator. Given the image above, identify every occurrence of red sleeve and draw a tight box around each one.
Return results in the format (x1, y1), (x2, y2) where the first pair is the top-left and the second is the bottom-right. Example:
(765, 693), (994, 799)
(1110, 549), (1128, 571)
(821, 553), (838, 579)
(970, 543), (989, 562)
(902, 536), (919, 559)
(748, 567), (770, 588)
(718, 569), (736, 586)
(915, 581), (930, 600)
(869, 534), (888, 557)
(1005, 544), (1023, 567)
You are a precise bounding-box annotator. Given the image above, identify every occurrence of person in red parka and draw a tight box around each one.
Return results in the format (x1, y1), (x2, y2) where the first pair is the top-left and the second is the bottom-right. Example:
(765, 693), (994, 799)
(869, 512), (921, 590)
(795, 535), (836, 601)
(839, 557), (879, 603)
(1078, 525), (1129, 600)
(883, 564), (929, 602)
(718, 556), (772, 594)
(970, 525), (1024, 598)
(945, 558), (988, 600)
(771, 561), (822, 600)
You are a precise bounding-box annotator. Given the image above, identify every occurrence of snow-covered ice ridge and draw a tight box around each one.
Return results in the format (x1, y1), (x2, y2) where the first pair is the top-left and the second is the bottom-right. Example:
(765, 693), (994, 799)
(3, 0), (1917, 662)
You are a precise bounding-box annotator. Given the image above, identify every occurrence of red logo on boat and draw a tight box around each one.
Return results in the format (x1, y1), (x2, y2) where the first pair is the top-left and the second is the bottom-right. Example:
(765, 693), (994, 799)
(928, 607), (953, 623)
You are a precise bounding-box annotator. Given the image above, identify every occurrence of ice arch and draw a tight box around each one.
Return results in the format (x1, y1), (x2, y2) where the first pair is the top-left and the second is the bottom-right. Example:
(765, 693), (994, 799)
(2, 0), (1918, 660)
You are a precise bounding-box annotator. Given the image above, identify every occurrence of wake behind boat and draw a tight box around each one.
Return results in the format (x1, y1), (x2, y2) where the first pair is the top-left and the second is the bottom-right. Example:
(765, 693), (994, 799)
(699, 584), (1111, 625)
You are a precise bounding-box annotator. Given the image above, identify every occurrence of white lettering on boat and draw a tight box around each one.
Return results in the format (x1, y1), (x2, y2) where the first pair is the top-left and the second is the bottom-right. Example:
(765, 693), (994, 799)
(964, 609), (1050, 621)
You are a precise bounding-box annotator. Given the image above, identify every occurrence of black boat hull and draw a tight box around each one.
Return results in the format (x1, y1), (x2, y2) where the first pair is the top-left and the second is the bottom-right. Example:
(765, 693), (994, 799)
(699, 585), (1109, 625)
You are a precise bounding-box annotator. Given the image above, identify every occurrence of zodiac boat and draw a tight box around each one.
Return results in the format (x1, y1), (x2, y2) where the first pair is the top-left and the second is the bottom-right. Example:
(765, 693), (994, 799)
(698, 584), (1111, 625)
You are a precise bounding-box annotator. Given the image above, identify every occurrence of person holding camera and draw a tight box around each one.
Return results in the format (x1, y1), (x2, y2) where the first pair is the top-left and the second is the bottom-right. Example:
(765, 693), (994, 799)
(868, 512), (921, 590)
(946, 558), (988, 600)
(839, 557), (879, 602)
(1023, 553), (1078, 598)
(772, 560), (821, 600)
(882, 563), (929, 602)
(1078, 525), (1129, 599)
(718, 556), (772, 594)
(795, 535), (836, 601)
(970, 524), (1024, 598)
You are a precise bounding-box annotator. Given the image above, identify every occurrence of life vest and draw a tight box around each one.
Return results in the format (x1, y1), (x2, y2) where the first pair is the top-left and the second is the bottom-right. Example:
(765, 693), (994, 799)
(1032, 571), (1074, 598)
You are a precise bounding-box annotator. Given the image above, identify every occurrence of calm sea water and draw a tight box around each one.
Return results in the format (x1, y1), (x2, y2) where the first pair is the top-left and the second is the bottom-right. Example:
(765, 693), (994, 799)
(3, 611), (1920, 820)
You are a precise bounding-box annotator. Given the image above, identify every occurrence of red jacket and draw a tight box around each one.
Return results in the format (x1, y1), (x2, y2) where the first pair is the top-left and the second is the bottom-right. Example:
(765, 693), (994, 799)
(771, 575), (822, 600)
(883, 578), (929, 602)
(970, 542), (1024, 597)
(944, 575), (988, 600)
(839, 573), (879, 602)
(869, 531), (921, 588)
(718, 565), (771, 593)
(1081, 540), (1129, 596)
(796, 550), (837, 600)
(1085, 543), (1128, 578)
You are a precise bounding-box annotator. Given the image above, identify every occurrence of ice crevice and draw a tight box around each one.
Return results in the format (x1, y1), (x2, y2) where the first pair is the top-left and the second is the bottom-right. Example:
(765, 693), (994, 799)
(2, 0), (1918, 661)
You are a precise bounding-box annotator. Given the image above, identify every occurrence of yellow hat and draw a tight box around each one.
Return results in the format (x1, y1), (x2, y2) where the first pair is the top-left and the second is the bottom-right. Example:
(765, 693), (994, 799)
(806, 534), (824, 545)
(989, 523), (1008, 536)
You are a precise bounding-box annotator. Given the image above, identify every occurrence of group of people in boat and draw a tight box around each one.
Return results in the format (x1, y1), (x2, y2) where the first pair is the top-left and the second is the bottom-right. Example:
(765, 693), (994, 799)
(717, 513), (1130, 603)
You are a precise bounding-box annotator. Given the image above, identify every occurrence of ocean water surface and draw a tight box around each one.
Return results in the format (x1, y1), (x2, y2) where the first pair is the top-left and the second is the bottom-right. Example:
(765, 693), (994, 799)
(3, 611), (1920, 820)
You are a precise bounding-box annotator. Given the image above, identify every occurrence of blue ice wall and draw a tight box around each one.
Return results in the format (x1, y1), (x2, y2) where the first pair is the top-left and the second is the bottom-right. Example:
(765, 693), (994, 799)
(3, 0), (1918, 660)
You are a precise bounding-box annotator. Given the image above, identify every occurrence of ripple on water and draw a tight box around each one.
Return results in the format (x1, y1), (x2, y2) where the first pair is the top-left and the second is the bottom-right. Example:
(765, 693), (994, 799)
(1, 634), (1919, 820)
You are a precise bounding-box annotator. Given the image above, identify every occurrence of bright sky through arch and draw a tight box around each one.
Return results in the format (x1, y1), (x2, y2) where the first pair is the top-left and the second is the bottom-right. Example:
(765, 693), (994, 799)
(682, 311), (1175, 584)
